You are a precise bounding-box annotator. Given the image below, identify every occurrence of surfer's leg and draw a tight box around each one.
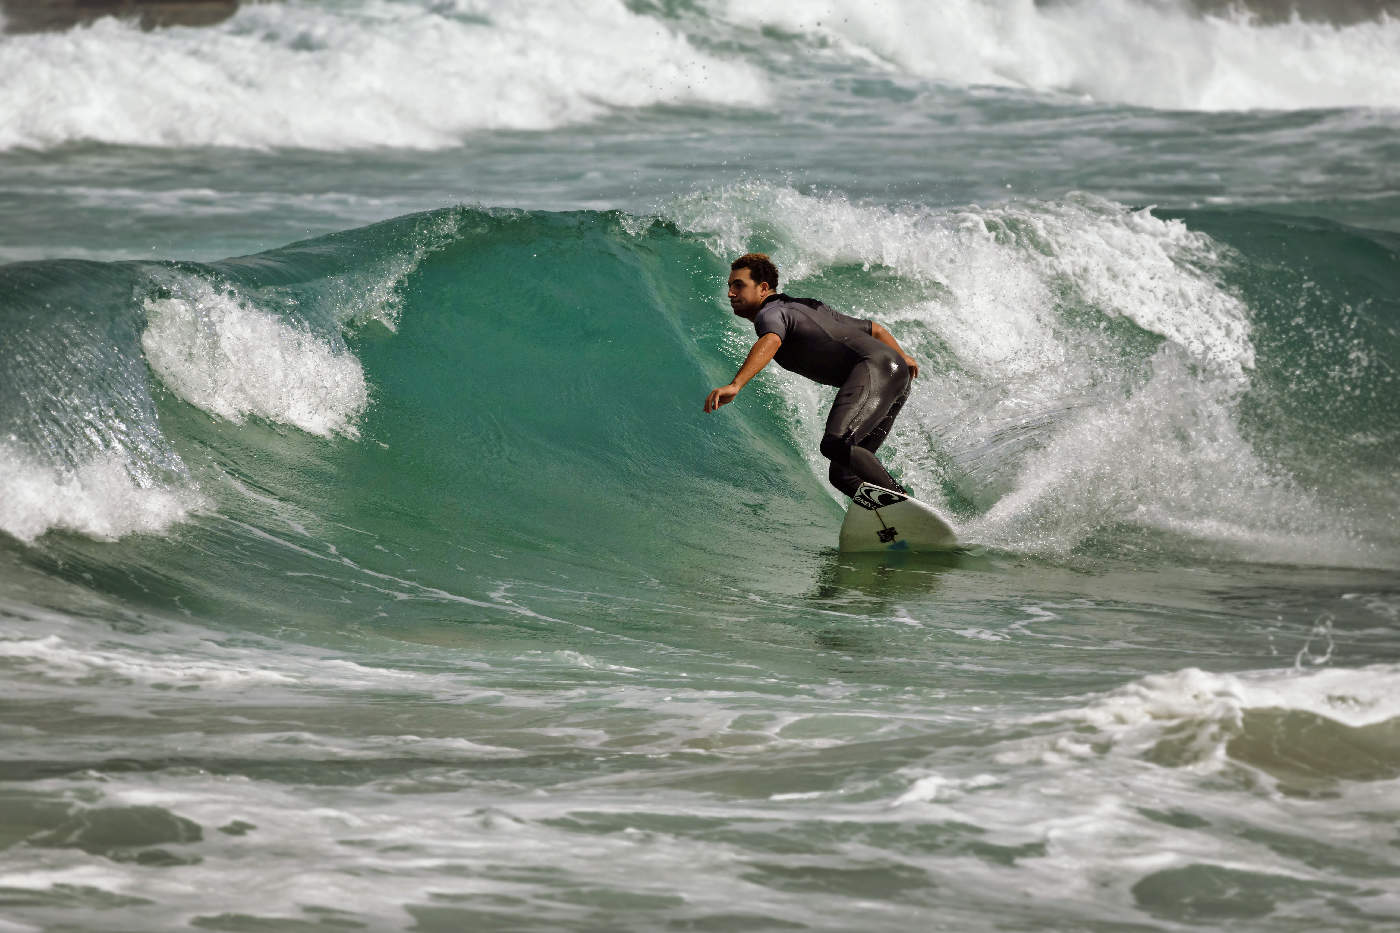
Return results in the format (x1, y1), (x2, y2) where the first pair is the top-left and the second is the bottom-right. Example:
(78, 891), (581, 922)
(821, 356), (910, 497)
(825, 457), (864, 499)
(857, 382), (909, 455)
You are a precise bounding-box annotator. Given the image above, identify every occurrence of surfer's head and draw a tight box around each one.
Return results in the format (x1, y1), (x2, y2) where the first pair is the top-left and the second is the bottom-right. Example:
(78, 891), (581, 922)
(728, 253), (778, 317)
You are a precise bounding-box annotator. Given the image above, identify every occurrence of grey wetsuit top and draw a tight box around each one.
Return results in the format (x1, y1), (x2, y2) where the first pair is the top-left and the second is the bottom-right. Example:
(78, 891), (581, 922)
(752, 294), (893, 387)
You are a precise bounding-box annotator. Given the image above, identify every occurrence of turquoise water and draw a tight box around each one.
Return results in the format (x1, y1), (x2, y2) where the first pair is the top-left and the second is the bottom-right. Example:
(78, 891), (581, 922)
(3, 2), (1400, 930)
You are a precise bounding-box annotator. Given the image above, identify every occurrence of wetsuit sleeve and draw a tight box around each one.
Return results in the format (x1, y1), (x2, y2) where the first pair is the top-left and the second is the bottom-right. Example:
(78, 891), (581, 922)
(753, 305), (790, 342)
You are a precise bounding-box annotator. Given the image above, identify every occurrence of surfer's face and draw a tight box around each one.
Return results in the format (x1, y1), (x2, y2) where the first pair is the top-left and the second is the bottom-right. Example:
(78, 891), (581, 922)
(727, 268), (771, 317)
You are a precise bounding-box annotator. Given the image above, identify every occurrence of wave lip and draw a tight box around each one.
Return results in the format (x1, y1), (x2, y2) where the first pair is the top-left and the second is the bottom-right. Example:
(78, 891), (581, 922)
(141, 273), (369, 439)
(0, 0), (768, 151)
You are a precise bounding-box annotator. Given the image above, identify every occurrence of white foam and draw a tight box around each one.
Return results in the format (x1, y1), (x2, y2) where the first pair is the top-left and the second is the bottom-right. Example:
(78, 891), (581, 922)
(891, 771), (1001, 806)
(0, 596), (491, 700)
(548, 650), (643, 673)
(706, 0), (1400, 111)
(0, 0), (767, 151)
(0, 444), (204, 544)
(141, 275), (368, 437)
(0, 633), (299, 688)
(963, 345), (1365, 562)
(1042, 663), (1400, 761)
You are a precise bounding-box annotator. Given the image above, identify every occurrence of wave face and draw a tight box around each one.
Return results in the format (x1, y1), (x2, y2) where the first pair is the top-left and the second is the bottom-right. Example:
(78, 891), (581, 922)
(3, 194), (1399, 933)
(3, 0), (1399, 154)
(2, 193), (1396, 573)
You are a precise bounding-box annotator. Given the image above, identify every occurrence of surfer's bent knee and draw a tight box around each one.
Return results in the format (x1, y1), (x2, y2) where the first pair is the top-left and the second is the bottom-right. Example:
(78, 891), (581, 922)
(819, 433), (852, 464)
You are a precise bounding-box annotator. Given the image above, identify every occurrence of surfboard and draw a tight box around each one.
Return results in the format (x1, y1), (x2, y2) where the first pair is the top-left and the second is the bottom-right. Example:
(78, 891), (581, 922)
(838, 483), (958, 553)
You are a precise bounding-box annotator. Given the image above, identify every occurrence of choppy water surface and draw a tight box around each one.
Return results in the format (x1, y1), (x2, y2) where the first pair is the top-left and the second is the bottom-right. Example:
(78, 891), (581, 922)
(2, 1), (1399, 929)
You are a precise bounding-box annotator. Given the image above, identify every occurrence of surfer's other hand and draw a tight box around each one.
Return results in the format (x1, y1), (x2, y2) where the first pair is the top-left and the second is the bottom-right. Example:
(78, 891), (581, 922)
(705, 384), (739, 412)
(902, 354), (920, 379)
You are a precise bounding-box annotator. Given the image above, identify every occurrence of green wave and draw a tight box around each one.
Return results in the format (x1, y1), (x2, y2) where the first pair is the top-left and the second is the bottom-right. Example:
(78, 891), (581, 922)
(2, 202), (1397, 627)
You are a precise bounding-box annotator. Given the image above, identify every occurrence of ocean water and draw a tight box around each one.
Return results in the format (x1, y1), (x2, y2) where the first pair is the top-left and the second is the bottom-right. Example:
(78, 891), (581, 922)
(2, 1), (1400, 929)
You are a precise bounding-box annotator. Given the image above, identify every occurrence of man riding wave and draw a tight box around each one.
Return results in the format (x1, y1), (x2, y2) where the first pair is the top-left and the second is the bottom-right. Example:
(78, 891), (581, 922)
(704, 253), (918, 499)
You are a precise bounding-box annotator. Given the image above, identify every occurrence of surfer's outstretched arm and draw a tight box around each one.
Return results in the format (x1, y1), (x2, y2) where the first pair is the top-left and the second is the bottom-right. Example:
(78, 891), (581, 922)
(871, 322), (919, 378)
(704, 333), (782, 412)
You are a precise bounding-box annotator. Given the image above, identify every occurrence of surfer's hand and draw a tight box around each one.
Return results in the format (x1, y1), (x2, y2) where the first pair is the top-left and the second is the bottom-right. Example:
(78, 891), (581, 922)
(705, 383), (739, 412)
(902, 354), (920, 378)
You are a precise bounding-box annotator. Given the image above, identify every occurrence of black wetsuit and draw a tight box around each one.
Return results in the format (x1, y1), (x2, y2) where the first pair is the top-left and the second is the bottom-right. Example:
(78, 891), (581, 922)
(752, 294), (911, 498)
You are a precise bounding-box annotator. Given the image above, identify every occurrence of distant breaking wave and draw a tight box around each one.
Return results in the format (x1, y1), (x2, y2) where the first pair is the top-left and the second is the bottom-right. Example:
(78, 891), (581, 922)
(2, 0), (1399, 153)
(0, 0), (767, 150)
(700, 0), (1400, 111)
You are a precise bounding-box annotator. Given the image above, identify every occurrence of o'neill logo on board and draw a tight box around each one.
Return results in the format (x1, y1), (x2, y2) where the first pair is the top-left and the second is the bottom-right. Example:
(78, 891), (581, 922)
(852, 485), (908, 512)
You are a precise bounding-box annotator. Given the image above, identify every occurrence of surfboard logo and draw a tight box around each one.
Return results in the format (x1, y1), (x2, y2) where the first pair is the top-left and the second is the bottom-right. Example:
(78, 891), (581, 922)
(852, 485), (909, 511)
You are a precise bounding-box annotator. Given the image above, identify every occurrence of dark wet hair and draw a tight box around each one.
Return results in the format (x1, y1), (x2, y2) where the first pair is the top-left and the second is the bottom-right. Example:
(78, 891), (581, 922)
(731, 253), (778, 290)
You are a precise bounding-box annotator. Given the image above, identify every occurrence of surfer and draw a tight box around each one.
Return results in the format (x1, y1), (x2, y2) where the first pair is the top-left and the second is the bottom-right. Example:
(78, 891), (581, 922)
(704, 253), (919, 499)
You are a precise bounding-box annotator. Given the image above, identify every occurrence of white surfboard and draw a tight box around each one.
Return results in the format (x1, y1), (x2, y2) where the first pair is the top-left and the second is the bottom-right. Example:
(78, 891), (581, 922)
(838, 483), (958, 553)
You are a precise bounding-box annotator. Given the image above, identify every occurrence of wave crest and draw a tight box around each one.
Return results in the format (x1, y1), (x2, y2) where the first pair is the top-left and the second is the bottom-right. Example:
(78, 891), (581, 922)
(141, 274), (369, 437)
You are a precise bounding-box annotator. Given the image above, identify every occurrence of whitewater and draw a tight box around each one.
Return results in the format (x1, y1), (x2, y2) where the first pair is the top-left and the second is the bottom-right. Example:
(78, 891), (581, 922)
(2, 1), (1399, 930)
